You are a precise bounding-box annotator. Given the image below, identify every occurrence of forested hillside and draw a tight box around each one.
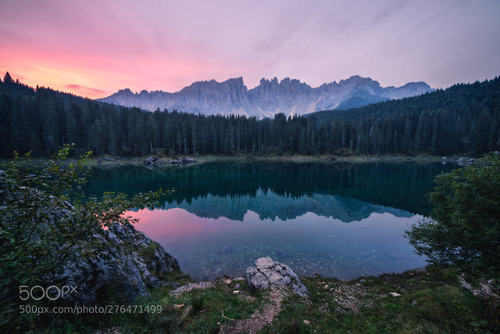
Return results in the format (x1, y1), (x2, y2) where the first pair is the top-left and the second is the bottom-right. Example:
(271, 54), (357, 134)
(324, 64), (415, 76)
(1, 72), (499, 158)
(310, 78), (500, 155)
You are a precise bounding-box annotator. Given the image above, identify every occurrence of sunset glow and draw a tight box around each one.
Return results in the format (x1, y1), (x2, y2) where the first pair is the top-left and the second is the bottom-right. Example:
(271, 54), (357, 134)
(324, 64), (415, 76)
(1, 0), (499, 98)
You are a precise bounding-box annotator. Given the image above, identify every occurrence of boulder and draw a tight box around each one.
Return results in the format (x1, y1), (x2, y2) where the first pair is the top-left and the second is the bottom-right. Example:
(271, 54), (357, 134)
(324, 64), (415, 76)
(1, 170), (180, 306)
(49, 222), (180, 305)
(245, 257), (309, 297)
(144, 156), (157, 165)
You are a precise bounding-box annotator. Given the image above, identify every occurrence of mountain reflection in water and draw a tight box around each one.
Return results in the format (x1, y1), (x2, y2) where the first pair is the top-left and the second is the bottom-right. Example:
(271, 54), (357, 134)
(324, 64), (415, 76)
(84, 162), (456, 280)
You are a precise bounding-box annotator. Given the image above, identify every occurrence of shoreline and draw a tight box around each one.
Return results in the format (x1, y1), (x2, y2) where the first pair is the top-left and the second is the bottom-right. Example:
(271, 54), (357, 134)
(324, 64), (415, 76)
(1, 153), (481, 169)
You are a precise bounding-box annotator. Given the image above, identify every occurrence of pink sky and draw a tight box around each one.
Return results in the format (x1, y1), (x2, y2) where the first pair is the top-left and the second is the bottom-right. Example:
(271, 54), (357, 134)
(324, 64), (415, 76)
(1, 0), (499, 99)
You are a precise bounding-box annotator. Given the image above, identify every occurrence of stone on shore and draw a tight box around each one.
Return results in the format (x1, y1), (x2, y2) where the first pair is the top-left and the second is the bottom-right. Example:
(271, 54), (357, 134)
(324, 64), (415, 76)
(246, 257), (309, 297)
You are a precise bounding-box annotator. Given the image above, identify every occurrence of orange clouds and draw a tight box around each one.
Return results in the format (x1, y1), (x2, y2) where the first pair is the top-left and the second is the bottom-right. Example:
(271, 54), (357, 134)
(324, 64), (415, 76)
(1, 0), (499, 99)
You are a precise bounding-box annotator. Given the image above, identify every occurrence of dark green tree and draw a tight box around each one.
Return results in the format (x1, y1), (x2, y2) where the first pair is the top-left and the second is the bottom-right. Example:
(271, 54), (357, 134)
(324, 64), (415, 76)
(406, 155), (500, 272)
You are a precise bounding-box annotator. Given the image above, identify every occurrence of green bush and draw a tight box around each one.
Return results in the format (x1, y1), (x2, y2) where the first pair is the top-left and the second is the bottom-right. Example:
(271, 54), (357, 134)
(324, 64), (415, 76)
(0, 144), (166, 331)
(406, 155), (500, 272)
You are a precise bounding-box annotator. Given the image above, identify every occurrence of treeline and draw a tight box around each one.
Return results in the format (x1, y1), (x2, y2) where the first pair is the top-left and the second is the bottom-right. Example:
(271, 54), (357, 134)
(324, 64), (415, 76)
(1, 72), (499, 158)
(311, 78), (500, 155)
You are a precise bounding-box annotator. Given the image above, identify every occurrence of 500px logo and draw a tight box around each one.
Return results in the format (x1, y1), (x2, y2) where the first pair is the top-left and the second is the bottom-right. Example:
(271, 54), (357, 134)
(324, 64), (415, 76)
(19, 285), (78, 301)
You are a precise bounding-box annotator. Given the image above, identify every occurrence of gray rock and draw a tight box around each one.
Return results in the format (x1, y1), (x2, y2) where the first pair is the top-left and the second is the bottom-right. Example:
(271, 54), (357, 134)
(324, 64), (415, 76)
(169, 282), (214, 296)
(48, 222), (180, 305)
(144, 156), (157, 165)
(245, 257), (308, 297)
(246, 267), (269, 290)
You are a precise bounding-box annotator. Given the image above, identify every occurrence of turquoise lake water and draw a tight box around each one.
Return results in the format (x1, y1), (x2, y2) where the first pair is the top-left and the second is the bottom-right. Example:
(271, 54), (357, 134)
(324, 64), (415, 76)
(84, 161), (456, 280)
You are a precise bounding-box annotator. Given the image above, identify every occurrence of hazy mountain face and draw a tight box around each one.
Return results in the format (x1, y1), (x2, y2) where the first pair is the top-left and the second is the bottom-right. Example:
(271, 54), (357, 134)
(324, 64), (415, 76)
(100, 75), (433, 118)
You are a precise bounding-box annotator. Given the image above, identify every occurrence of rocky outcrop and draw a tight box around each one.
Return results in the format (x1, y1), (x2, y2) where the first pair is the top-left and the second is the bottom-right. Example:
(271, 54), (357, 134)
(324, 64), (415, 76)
(100, 75), (434, 119)
(48, 222), (180, 305)
(144, 156), (157, 165)
(1, 169), (181, 306)
(246, 257), (309, 298)
(144, 156), (198, 166)
(169, 282), (214, 296)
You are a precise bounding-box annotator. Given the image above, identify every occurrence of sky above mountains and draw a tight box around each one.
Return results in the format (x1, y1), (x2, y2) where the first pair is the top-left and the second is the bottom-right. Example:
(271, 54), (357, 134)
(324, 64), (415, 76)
(1, 0), (499, 99)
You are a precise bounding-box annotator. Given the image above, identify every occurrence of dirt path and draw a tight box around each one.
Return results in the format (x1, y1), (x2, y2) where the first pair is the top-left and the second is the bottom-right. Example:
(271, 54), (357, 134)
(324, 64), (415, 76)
(219, 288), (284, 334)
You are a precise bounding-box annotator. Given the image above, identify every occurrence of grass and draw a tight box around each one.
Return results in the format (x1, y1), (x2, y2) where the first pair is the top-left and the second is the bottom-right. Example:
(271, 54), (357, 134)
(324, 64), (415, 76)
(263, 266), (499, 333)
(9, 266), (499, 333)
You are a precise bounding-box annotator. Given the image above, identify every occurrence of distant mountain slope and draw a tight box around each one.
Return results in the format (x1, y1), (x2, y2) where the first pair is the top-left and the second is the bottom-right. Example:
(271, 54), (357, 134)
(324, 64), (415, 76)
(306, 77), (500, 125)
(99, 75), (433, 118)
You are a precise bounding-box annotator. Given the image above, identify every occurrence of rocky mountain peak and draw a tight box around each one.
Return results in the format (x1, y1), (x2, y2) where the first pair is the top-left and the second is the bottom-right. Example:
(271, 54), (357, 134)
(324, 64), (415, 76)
(100, 75), (434, 118)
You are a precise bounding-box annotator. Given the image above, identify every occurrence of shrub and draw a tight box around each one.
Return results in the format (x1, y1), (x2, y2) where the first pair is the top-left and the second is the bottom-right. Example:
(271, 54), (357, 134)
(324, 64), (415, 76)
(406, 155), (500, 272)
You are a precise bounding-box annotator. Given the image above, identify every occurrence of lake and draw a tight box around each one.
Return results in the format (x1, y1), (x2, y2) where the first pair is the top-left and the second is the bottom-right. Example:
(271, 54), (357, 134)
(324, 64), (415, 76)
(84, 161), (456, 280)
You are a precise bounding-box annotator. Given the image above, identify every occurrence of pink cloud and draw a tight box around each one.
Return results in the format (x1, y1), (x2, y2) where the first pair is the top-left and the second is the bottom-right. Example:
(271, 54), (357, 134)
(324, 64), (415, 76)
(0, 0), (499, 97)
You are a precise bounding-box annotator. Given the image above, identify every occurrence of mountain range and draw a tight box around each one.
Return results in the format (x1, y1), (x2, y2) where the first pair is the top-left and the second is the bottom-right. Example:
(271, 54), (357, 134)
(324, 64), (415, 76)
(100, 75), (434, 118)
(162, 190), (412, 223)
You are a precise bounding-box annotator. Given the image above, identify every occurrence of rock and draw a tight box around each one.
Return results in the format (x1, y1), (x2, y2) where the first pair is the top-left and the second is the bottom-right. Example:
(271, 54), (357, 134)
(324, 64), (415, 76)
(170, 282), (214, 296)
(1, 176), (180, 306)
(180, 157), (197, 164)
(234, 283), (241, 289)
(233, 276), (245, 281)
(246, 267), (269, 290)
(390, 292), (401, 298)
(46, 221), (180, 305)
(303, 320), (311, 325)
(233, 290), (240, 295)
(144, 156), (157, 165)
(245, 257), (309, 297)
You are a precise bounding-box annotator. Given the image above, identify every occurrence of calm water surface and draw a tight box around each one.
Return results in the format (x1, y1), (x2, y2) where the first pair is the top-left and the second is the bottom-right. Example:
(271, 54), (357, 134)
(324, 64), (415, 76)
(84, 161), (456, 280)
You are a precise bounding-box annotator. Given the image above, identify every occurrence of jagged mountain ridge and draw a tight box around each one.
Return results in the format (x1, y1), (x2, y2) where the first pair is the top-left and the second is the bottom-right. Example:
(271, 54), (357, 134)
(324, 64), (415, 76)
(100, 75), (433, 118)
(162, 189), (412, 223)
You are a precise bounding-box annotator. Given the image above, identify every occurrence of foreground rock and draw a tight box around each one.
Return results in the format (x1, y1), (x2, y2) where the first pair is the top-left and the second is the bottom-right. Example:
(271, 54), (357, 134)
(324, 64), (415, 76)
(246, 257), (309, 297)
(1, 169), (181, 306)
(49, 222), (180, 305)
(169, 282), (214, 296)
